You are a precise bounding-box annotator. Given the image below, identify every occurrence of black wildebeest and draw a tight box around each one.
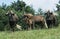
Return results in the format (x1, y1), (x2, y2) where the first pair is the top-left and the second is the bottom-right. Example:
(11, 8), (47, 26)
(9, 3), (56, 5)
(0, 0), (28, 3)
(6, 10), (19, 32)
(23, 13), (48, 30)
(45, 10), (58, 28)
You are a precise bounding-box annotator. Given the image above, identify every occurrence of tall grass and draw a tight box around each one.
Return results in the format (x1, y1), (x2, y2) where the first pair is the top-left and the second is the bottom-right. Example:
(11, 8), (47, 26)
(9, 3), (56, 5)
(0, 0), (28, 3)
(0, 25), (60, 39)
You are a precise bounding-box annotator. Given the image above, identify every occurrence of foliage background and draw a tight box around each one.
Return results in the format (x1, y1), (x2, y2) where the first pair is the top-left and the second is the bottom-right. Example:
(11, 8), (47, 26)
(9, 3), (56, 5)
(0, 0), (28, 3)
(0, 0), (60, 31)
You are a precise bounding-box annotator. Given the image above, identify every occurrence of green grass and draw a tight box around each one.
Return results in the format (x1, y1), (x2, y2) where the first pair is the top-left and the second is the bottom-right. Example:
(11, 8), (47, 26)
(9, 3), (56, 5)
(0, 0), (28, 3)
(0, 25), (60, 39)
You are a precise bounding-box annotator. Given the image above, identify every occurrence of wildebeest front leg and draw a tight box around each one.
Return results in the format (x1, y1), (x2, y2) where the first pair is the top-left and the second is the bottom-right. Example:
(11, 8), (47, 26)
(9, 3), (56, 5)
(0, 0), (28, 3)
(51, 20), (54, 28)
(28, 24), (31, 30)
(32, 21), (35, 29)
(10, 26), (15, 32)
(11, 22), (16, 32)
(12, 27), (14, 32)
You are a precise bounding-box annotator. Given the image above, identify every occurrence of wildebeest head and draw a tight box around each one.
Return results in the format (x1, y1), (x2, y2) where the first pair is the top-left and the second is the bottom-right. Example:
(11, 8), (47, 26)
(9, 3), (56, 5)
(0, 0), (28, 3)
(45, 10), (52, 16)
(44, 10), (54, 20)
(6, 10), (14, 17)
(5, 10), (19, 22)
(22, 13), (33, 21)
(21, 13), (33, 24)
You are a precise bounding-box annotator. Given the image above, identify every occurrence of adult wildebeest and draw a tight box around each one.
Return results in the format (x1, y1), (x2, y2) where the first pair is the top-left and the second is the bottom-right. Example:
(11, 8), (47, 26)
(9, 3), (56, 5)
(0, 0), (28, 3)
(23, 13), (48, 30)
(6, 10), (19, 32)
(45, 10), (58, 28)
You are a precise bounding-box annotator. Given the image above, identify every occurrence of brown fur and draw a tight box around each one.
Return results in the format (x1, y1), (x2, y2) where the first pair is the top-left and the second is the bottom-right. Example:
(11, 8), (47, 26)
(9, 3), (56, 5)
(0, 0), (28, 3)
(23, 14), (48, 30)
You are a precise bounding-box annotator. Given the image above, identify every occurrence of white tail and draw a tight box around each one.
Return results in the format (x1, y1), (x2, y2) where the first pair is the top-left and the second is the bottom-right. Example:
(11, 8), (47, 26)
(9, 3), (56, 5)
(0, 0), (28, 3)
(44, 19), (48, 29)
(16, 24), (22, 30)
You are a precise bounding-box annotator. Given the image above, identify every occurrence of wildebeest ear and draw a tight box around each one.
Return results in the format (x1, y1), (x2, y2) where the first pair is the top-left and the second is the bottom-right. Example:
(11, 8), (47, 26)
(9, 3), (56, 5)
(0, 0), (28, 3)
(5, 13), (8, 16)
(50, 12), (53, 15)
(44, 13), (47, 15)
(12, 13), (15, 15)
